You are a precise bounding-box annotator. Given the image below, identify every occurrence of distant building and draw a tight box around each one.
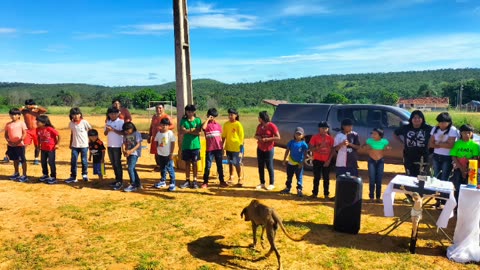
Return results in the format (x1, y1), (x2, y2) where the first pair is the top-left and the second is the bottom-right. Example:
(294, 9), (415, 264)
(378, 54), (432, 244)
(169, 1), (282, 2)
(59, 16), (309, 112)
(262, 99), (289, 107)
(462, 100), (480, 112)
(397, 97), (449, 111)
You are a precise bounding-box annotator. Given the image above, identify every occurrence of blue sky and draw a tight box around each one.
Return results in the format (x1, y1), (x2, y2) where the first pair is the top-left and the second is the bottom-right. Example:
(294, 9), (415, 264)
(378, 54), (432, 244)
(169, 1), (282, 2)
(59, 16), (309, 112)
(1, 0), (479, 86)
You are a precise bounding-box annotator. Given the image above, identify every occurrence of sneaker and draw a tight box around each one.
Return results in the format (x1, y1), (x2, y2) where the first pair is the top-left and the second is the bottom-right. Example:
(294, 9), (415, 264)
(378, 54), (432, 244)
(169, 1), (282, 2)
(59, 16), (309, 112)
(168, 184), (176, 191)
(124, 185), (137, 192)
(201, 183), (208, 189)
(297, 189), (303, 197)
(113, 182), (124, 190)
(3, 156), (9, 163)
(219, 182), (229, 188)
(82, 175), (89, 182)
(39, 175), (49, 182)
(310, 194), (318, 199)
(376, 198), (382, 204)
(181, 181), (191, 189)
(9, 172), (20, 180)
(324, 196), (330, 202)
(280, 188), (291, 194)
(65, 177), (78, 184)
(256, 184), (266, 190)
(109, 181), (117, 187)
(192, 181), (199, 189)
(266, 184), (275, 191)
(46, 177), (57, 184)
(17, 175), (29, 182)
(154, 181), (167, 188)
(369, 198), (375, 203)
(33, 159), (40, 165)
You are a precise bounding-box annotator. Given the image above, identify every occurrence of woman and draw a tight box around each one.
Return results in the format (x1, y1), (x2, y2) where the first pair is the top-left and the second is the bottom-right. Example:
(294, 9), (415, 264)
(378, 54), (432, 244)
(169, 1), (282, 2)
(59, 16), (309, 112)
(254, 111), (280, 191)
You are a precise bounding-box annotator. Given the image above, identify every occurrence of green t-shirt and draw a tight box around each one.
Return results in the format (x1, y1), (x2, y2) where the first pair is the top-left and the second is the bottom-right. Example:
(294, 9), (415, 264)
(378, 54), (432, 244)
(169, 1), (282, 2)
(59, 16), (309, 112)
(366, 138), (389, 150)
(180, 117), (202, 150)
(450, 139), (480, 159)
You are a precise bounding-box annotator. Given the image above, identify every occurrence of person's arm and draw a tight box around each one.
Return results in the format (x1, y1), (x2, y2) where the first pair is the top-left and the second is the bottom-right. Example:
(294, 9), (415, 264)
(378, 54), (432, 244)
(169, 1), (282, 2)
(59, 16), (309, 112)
(30, 105), (47, 114)
(283, 148), (290, 166)
(428, 134), (436, 149)
(147, 120), (153, 144)
(123, 109), (132, 123)
(55, 134), (60, 149)
(201, 116), (212, 131)
(169, 139), (175, 160)
(101, 150), (106, 163)
(4, 127), (8, 143)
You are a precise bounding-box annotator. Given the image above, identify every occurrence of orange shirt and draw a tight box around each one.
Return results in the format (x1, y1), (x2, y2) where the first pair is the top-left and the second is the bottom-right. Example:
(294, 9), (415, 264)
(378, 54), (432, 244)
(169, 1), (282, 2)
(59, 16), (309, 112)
(5, 121), (27, 146)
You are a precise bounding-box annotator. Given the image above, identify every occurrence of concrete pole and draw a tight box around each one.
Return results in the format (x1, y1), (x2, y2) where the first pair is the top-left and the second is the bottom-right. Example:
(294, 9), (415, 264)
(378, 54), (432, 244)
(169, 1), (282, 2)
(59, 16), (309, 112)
(173, 0), (193, 168)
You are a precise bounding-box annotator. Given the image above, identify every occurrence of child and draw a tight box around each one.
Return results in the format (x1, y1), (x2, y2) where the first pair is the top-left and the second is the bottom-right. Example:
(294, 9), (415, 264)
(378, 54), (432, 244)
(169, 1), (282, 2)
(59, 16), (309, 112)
(104, 107), (125, 190)
(36, 115), (60, 184)
(66, 107), (92, 183)
(202, 108), (227, 188)
(122, 122), (143, 192)
(222, 108), (245, 186)
(450, 124), (479, 202)
(309, 121), (334, 200)
(363, 128), (390, 203)
(280, 127), (309, 197)
(180, 104), (202, 189)
(153, 118), (177, 191)
(254, 111), (280, 190)
(334, 118), (360, 176)
(88, 129), (106, 181)
(4, 108), (28, 182)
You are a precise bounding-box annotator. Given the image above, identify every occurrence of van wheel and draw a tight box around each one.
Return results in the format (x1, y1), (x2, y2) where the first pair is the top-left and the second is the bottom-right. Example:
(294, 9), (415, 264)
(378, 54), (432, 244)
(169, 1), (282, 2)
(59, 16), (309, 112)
(304, 150), (314, 171)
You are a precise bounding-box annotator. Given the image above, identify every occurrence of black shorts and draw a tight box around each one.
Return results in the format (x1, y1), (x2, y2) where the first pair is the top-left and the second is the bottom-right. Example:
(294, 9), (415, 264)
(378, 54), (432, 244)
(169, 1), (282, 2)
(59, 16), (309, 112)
(182, 149), (200, 162)
(6, 145), (26, 162)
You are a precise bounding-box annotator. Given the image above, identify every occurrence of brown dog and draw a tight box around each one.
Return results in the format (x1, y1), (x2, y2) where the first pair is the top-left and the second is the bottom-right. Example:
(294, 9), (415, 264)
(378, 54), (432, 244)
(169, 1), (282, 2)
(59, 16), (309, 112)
(241, 199), (303, 270)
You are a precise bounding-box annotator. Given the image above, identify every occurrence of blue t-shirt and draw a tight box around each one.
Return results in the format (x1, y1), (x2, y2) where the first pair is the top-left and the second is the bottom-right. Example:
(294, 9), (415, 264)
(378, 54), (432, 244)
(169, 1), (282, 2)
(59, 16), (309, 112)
(287, 140), (309, 163)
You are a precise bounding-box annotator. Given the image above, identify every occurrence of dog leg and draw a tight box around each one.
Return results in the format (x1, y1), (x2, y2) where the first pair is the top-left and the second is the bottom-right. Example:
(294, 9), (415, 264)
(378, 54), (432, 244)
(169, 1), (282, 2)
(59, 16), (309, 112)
(250, 223), (258, 249)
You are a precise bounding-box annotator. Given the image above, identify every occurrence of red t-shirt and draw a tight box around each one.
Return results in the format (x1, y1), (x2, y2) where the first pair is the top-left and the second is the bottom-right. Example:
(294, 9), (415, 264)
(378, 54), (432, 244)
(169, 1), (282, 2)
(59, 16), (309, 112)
(37, 126), (59, 151)
(255, 122), (279, 152)
(309, 133), (334, 162)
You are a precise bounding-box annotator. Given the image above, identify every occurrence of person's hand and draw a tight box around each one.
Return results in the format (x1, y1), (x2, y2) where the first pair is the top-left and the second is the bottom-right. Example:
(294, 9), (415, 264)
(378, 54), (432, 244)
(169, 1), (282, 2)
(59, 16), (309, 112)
(343, 139), (349, 146)
(324, 161), (330, 167)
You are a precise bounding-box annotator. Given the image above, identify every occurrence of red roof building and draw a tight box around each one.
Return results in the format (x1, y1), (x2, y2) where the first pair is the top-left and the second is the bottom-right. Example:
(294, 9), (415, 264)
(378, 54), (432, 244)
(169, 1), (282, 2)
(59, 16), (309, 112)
(397, 97), (450, 111)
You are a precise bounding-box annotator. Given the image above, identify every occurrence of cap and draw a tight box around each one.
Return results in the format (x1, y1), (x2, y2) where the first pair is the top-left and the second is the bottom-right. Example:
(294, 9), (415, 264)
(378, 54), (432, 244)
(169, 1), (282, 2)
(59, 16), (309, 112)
(318, 121), (329, 128)
(295, 127), (304, 135)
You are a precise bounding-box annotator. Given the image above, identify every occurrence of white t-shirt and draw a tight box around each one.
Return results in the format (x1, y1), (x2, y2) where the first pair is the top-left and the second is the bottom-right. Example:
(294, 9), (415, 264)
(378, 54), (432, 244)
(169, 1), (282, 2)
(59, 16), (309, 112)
(430, 126), (458, 156)
(155, 130), (176, 156)
(69, 119), (92, 148)
(105, 118), (124, 147)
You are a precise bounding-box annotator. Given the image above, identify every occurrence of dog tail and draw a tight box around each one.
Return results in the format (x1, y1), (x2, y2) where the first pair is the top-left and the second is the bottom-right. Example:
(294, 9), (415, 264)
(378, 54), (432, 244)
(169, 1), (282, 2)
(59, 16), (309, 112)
(272, 210), (303, 242)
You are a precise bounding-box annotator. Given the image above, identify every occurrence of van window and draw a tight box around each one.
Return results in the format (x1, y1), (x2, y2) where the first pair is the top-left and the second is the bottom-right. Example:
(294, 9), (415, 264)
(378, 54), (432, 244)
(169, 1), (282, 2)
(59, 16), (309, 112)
(337, 108), (368, 126)
(385, 111), (403, 128)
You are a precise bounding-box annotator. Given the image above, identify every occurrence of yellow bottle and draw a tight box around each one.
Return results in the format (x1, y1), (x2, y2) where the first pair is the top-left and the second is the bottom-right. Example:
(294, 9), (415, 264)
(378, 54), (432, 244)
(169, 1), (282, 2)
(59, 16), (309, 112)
(468, 160), (478, 187)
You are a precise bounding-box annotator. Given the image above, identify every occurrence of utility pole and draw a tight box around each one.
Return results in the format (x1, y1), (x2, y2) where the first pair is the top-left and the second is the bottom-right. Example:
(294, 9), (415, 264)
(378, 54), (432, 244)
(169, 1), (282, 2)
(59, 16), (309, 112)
(173, 0), (193, 168)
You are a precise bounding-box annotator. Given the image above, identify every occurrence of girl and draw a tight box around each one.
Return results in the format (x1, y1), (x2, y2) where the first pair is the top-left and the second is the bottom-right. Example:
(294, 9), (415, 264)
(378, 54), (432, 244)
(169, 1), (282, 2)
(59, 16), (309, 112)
(222, 108), (245, 186)
(180, 104), (202, 189)
(105, 107), (125, 190)
(450, 124), (479, 202)
(429, 112), (458, 209)
(280, 127), (308, 197)
(66, 107), (91, 183)
(122, 122), (143, 192)
(363, 128), (390, 203)
(334, 118), (360, 176)
(309, 121), (334, 200)
(36, 115), (60, 184)
(254, 111), (280, 190)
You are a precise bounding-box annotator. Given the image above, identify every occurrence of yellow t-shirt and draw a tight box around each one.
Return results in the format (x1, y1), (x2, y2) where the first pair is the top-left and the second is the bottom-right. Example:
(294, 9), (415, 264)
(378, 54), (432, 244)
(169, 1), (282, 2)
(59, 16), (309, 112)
(222, 121), (244, 152)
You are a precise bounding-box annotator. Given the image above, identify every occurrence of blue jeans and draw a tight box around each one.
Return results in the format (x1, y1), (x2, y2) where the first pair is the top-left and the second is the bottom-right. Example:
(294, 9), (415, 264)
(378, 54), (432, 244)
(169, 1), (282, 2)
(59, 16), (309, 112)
(158, 155), (176, 185)
(71, 147), (88, 177)
(285, 163), (303, 191)
(108, 147), (123, 182)
(41, 150), (56, 177)
(203, 150), (224, 183)
(368, 158), (384, 199)
(127, 155), (141, 187)
(432, 153), (452, 181)
(257, 148), (275, 185)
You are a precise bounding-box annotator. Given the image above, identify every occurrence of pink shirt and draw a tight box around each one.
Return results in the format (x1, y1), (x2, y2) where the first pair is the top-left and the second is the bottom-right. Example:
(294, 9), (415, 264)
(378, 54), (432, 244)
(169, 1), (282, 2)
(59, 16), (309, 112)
(203, 121), (223, 151)
(255, 122), (279, 152)
(5, 121), (27, 146)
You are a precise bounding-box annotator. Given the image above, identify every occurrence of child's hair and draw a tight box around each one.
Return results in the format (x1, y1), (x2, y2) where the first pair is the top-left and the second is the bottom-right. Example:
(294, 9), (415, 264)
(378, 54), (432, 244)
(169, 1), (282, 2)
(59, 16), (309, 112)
(9, 108), (21, 115)
(340, 118), (353, 131)
(433, 112), (453, 135)
(122, 122), (137, 132)
(228, 108), (240, 121)
(88, 129), (99, 136)
(25, 99), (36, 106)
(207, 108), (218, 118)
(183, 104), (197, 119)
(156, 103), (165, 109)
(160, 117), (171, 126)
(459, 124), (474, 139)
(106, 107), (120, 121)
(258, 111), (270, 122)
(112, 99), (121, 105)
(69, 107), (83, 121)
(372, 127), (384, 138)
(36, 115), (54, 128)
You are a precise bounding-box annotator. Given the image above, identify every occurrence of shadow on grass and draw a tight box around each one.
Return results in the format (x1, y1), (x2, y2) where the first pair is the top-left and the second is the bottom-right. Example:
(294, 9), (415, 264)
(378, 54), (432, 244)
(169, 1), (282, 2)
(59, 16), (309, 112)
(187, 235), (257, 270)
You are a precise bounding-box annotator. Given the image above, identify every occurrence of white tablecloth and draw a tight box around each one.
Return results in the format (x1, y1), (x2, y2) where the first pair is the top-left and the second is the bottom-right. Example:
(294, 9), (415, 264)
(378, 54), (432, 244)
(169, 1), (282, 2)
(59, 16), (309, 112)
(447, 185), (480, 263)
(383, 175), (456, 229)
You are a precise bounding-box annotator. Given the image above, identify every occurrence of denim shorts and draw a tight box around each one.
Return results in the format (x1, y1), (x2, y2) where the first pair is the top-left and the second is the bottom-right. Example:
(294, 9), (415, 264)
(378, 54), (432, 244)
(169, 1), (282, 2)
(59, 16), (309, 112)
(226, 151), (241, 166)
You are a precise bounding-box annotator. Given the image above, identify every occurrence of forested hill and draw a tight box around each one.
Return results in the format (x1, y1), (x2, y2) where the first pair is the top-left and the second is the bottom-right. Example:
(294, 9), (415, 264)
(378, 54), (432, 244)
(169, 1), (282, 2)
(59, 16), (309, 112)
(1, 68), (480, 110)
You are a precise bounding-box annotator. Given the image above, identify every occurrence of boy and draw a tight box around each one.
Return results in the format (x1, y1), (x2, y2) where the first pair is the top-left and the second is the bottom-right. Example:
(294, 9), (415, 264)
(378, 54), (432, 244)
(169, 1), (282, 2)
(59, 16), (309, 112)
(309, 121), (334, 200)
(180, 104), (202, 189)
(4, 108), (28, 182)
(202, 108), (227, 188)
(105, 107), (125, 190)
(153, 118), (177, 191)
(334, 118), (361, 176)
(88, 129), (106, 181)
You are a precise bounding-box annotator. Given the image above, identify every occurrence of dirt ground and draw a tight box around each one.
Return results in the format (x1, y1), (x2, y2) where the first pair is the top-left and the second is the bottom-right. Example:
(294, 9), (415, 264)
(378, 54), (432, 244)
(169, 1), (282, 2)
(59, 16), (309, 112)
(0, 114), (472, 270)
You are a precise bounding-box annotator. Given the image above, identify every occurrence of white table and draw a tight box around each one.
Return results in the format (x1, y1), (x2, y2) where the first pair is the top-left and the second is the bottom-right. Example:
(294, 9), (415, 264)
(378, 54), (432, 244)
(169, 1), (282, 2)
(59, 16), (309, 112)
(447, 185), (480, 263)
(383, 175), (456, 229)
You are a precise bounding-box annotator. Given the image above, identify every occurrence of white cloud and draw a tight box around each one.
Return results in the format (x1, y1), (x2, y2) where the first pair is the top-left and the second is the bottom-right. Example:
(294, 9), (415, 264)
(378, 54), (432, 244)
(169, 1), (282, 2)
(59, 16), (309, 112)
(0, 27), (16, 34)
(190, 14), (257, 30)
(27, 30), (48, 35)
(73, 33), (110, 40)
(42, 44), (70, 53)
(118, 23), (173, 35)
(281, 4), (330, 16)
(313, 40), (367, 51)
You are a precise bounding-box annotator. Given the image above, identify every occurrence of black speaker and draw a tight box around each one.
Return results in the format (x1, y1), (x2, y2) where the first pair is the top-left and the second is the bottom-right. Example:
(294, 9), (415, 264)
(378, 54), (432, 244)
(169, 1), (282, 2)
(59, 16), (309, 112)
(333, 173), (363, 234)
